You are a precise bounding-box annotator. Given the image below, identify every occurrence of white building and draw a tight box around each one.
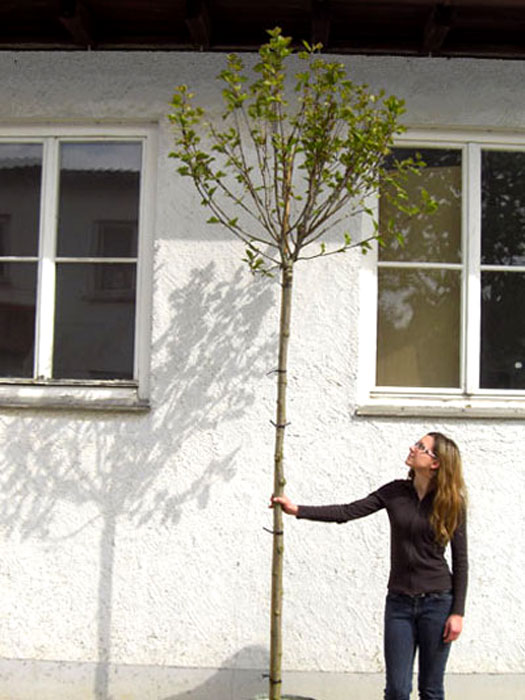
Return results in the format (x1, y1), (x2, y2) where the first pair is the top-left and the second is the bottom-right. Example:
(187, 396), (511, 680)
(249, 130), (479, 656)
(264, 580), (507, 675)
(1, 6), (525, 700)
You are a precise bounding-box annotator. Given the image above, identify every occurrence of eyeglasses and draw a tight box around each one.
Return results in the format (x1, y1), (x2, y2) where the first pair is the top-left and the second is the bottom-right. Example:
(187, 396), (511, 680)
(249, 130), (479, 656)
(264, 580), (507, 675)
(413, 441), (436, 459)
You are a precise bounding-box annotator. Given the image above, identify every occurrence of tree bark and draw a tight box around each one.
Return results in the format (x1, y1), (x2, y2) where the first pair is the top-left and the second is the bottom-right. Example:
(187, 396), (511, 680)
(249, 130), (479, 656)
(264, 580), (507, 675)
(269, 262), (294, 700)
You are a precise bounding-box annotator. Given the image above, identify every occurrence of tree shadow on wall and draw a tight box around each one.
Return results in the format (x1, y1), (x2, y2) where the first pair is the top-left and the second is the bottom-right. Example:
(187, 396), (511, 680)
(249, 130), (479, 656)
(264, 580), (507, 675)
(0, 262), (276, 700)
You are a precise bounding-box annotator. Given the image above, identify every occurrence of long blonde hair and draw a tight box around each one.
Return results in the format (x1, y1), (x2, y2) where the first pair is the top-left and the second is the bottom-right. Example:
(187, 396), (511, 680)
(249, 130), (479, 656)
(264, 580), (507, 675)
(427, 432), (467, 546)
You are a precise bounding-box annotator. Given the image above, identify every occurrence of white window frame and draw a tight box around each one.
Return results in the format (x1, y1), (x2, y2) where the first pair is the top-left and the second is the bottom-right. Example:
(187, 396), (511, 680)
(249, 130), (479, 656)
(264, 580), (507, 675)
(0, 124), (156, 411)
(357, 128), (525, 418)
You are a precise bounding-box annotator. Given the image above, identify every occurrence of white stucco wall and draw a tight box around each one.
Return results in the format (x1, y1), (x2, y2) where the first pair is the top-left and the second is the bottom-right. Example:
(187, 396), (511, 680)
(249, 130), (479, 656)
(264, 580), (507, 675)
(1, 50), (525, 698)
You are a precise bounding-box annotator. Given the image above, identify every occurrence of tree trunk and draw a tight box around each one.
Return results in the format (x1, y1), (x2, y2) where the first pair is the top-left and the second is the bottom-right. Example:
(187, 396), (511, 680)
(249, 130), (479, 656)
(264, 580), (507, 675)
(269, 262), (294, 700)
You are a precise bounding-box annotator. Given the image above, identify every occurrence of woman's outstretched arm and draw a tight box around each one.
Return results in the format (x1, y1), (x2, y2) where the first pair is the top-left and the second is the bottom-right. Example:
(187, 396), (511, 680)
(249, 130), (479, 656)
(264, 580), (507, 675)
(271, 487), (387, 523)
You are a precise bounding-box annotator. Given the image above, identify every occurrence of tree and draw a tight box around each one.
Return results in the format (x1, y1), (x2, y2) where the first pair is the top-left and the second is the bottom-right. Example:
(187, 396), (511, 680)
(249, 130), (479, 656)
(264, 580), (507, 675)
(168, 28), (433, 700)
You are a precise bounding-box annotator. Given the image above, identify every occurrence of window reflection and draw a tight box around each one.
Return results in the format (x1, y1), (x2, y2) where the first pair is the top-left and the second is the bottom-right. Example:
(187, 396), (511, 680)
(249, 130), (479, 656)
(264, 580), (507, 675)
(53, 264), (135, 380)
(377, 268), (460, 387)
(0, 263), (36, 377)
(377, 147), (462, 389)
(57, 142), (141, 258)
(482, 150), (525, 265)
(481, 271), (525, 389)
(0, 142), (42, 256)
(380, 148), (462, 264)
(53, 141), (141, 380)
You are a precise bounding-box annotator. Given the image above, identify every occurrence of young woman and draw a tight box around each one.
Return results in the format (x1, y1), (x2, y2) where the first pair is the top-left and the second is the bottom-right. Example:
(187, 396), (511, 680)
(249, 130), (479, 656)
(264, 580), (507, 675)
(271, 432), (468, 700)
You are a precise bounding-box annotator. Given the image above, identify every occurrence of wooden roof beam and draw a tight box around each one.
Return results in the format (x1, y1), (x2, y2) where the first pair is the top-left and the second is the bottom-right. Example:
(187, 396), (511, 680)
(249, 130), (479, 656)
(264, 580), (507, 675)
(311, 0), (331, 48)
(423, 3), (455, 54)
(185, 0), (211, 50)
(59, 0), (95, 48)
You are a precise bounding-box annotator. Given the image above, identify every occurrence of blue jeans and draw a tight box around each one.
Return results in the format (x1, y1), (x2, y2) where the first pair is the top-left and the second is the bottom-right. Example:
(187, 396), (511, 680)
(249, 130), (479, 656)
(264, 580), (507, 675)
(384, 591), (453, 700)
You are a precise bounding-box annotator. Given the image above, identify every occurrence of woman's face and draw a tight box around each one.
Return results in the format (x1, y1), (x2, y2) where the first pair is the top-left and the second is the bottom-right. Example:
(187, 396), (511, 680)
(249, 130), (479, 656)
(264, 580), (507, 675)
(406, 434), (439, 472)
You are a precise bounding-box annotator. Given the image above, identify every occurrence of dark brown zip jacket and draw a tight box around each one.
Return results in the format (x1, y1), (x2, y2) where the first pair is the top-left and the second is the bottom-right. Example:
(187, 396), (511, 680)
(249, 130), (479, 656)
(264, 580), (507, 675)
(296, 479), (468, 616)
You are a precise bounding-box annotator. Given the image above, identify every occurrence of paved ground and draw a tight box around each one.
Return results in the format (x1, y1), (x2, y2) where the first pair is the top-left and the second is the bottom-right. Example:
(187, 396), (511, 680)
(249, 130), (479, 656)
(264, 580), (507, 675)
(0, 660), (523, 699)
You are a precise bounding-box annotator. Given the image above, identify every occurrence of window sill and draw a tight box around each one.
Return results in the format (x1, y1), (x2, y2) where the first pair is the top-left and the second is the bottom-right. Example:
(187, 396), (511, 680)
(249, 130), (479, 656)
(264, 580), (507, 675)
(0, 381), (150, 412)
(356, 394), (525, 419)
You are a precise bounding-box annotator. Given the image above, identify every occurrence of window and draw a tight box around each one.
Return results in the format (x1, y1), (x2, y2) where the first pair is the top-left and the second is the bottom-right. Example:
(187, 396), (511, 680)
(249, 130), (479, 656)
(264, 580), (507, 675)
(358, 131), (525, 417)
(0, 127), (155, 409)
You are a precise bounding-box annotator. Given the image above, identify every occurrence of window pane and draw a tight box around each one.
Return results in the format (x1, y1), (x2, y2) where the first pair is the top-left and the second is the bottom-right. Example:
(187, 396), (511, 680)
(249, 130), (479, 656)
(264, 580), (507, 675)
(481, 271), (525, 389)
(0, 262), (37, 377)
(482, 150), (525, 265)
(53, 263), (136, 380)
(379, 148), (462, 264)
(377, 268), (460, 387)
(0, 143), (42, 256)
(57, 142), (141, 258)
